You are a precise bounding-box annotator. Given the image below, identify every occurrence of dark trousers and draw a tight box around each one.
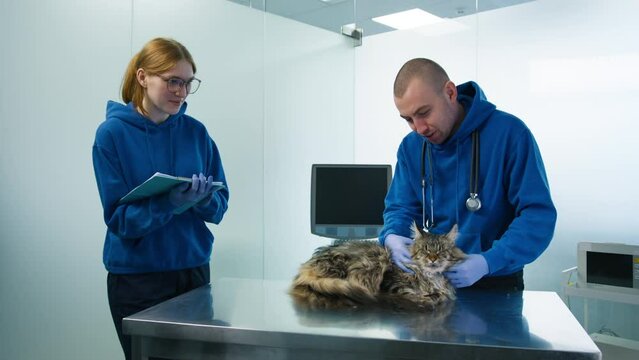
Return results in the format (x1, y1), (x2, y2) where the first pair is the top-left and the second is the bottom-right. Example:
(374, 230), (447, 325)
(107, 264), (210, 360)
(470, 270), (524, 291)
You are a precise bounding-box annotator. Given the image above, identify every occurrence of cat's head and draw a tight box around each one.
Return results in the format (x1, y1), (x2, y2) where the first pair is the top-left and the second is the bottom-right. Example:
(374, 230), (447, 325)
(410, 222), (465, 273)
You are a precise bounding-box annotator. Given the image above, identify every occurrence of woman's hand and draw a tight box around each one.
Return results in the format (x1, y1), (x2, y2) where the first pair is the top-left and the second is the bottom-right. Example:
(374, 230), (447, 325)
(169, 173), (215, 208)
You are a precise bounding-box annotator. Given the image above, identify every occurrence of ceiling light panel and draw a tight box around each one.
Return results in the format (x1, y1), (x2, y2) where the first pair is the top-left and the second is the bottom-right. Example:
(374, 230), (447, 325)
(372, 8), (444, 30)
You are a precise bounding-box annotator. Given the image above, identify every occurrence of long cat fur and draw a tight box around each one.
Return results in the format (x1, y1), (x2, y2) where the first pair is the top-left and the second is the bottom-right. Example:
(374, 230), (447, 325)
(290, 223), (465, 310)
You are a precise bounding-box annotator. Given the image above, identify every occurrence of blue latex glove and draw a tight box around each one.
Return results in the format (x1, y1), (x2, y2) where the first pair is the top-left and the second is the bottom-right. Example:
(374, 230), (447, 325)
(445, 254), (489, 288)
(384, 234), (414, 273)
(169, 173), (216, 209)
(194, 174), (216, 208)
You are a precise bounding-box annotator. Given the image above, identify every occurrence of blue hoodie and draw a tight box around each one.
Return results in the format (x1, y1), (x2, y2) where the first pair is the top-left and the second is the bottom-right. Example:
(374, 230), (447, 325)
(92, 101), (229, 274)
(380, 82), (556, 276)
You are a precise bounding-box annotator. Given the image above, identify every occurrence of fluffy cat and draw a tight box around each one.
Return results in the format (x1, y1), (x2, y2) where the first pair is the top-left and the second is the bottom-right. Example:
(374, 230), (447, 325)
(290, 223), (465, 310)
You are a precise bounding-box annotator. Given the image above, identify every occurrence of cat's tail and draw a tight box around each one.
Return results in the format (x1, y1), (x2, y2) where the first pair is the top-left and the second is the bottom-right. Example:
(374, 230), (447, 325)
(290, 267), (377, 308)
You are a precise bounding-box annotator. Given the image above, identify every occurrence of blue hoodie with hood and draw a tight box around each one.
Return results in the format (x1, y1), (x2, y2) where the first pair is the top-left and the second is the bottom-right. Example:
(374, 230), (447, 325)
(379, 81), (556, 277)
(92, 101), (229, 274)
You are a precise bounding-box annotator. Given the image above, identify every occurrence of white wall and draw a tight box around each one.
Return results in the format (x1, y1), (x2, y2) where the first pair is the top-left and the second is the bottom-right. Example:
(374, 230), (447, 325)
(0, 1), (132, 358)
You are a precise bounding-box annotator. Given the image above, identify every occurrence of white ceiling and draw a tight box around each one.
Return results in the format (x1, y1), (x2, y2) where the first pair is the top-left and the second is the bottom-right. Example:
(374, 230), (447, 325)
(227, 0), (534, 36)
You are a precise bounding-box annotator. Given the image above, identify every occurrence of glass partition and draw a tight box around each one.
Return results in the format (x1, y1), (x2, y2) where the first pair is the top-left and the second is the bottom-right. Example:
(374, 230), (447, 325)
(353, 0), (639, 350)
(262, 0), (356, 279)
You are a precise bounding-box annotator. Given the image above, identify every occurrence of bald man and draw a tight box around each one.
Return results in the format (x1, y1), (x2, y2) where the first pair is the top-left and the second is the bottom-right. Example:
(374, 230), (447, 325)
(379, 58), (557, 290)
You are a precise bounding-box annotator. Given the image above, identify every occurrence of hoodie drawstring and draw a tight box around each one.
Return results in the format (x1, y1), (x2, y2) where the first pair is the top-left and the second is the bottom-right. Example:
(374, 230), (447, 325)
(144, 120), (176, 175)
(170, 123), (175, 175)
(144, 122), (157, 171)
(455, 140), (460, 226)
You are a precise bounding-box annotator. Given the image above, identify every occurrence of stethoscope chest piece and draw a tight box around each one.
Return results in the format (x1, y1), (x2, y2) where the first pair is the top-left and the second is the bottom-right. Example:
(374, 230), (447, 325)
(465, 131), (481, 212)
(466, 193), (482, 212)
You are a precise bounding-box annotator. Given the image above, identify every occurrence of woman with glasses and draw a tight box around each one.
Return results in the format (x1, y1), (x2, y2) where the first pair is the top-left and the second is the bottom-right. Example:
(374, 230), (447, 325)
(92, 37), (229, 360)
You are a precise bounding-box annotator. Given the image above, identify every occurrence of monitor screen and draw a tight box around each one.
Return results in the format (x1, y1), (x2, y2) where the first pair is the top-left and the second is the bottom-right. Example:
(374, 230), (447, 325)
(311, 164), (392, 240)
(587, 251), (633, 288)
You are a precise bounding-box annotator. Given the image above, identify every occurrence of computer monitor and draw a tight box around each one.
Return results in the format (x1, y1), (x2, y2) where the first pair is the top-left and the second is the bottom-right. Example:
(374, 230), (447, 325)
(311, 164), (392, 240)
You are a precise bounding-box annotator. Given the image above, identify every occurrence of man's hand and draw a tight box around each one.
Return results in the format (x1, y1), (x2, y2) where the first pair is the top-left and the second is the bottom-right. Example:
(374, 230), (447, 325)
(445, 254), (488, 288)
(385, 234), (415, 273)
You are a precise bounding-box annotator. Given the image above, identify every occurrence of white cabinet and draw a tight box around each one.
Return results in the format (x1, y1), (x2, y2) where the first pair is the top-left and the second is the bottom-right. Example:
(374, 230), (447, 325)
(563, 284), (639, 360)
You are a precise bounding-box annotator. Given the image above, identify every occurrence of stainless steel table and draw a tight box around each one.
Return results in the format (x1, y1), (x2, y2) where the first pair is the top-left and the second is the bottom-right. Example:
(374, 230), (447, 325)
(123, 277), (601, 360)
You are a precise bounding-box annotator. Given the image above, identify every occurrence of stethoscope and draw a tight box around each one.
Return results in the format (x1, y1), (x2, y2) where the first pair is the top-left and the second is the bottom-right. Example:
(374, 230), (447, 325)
(420, 130), (481, 232)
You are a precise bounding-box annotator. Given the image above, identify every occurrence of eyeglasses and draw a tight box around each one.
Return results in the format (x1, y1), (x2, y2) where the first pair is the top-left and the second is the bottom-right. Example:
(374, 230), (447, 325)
(156, 74), (201, 94)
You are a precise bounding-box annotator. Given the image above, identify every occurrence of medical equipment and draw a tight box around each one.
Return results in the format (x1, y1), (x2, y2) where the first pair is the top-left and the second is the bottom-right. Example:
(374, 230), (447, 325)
(420, 131), (480, 232)
(310, 164), (392, 240)
(577, 242), (639, 295)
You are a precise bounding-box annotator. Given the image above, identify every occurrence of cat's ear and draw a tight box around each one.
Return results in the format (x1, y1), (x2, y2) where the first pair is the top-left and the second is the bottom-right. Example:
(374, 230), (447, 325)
(445, 224), (458, 243)
(410, 221), (421, 239)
